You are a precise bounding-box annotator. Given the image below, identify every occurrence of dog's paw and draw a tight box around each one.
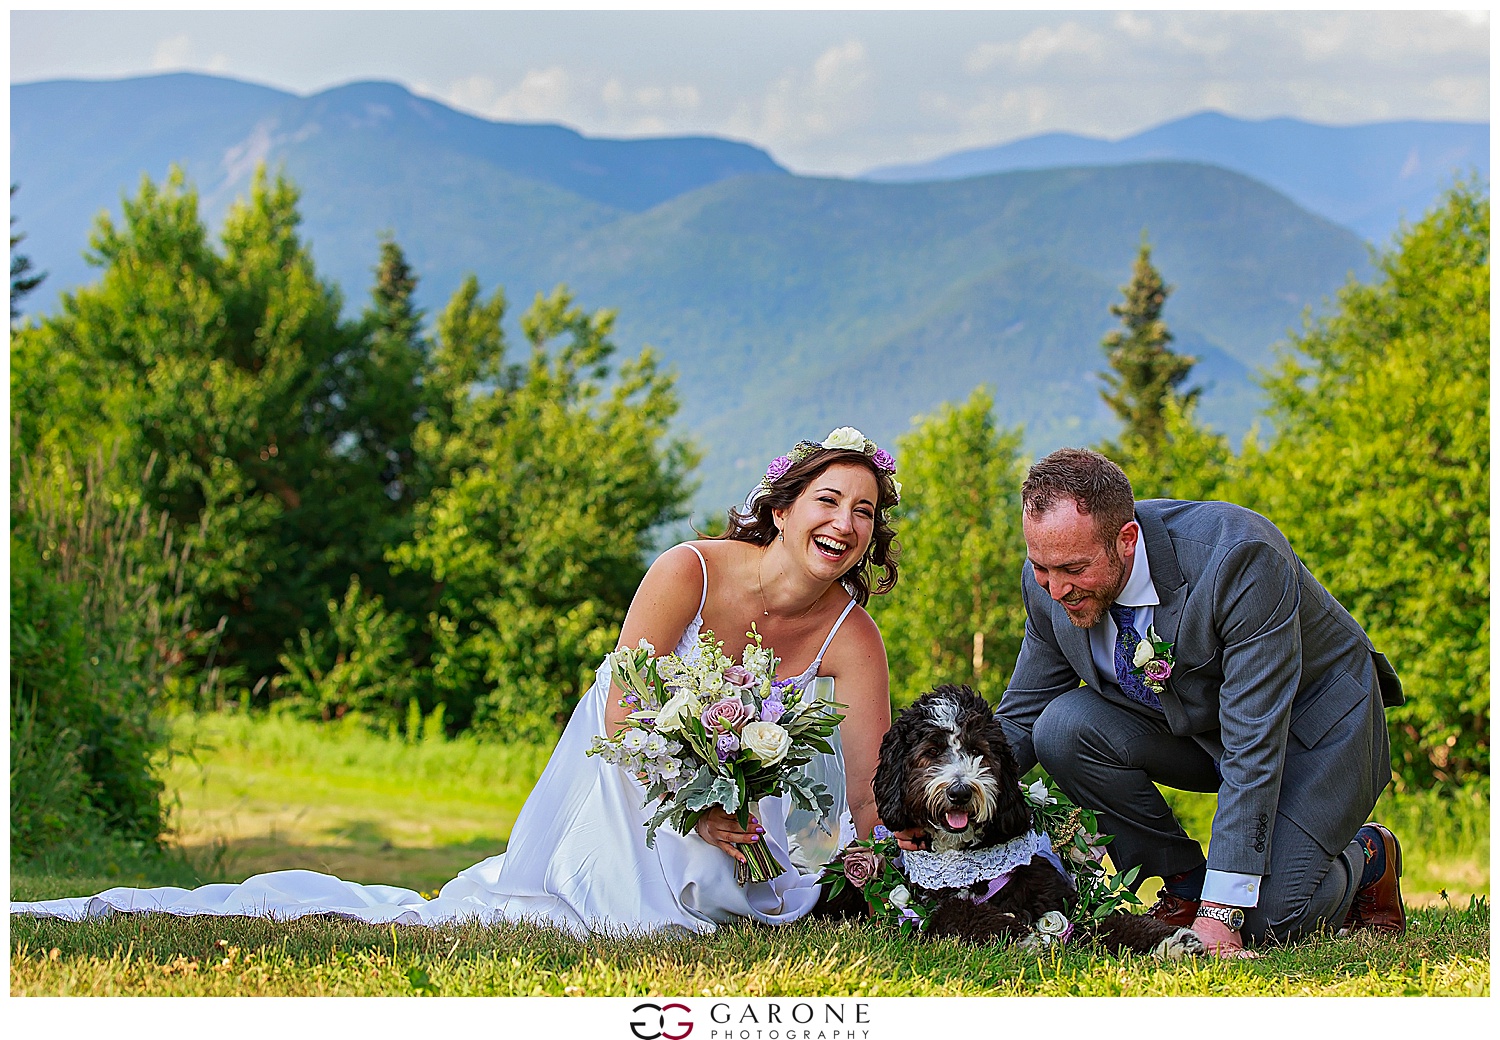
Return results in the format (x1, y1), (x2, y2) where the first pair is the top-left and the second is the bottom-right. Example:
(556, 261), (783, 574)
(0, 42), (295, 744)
(1150, 926), (1207, 960)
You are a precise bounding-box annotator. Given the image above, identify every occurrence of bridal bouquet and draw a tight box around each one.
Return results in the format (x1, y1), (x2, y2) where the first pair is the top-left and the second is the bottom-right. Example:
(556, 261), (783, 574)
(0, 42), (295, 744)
(587, 627), (845, 884)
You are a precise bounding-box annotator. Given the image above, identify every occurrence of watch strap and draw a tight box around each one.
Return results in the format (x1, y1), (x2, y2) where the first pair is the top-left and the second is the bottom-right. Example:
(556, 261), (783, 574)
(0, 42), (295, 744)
(1196, 904), (1245, 930)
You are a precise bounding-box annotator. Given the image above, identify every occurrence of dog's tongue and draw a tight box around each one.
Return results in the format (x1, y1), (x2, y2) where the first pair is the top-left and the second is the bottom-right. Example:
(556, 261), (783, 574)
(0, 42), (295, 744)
(945, 810), (970, 831)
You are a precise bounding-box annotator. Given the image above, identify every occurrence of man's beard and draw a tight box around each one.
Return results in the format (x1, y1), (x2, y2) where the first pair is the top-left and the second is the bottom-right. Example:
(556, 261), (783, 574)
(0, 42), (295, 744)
(1060, 553), (1128, 629)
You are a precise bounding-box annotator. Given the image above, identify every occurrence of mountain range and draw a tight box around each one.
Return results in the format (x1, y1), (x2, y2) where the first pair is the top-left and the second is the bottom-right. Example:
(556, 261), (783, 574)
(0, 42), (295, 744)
(12, 74), (1396, 514)
(865, 111), (1488, 245)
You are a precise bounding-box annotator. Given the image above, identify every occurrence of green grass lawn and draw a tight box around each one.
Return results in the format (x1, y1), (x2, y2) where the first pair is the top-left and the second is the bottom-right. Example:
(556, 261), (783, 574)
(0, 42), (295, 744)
(9, 709), (1491, 997)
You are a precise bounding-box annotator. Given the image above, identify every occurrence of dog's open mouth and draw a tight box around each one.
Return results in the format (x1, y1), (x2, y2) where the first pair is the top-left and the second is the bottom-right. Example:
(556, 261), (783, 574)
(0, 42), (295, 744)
(942, 810), (970, 831)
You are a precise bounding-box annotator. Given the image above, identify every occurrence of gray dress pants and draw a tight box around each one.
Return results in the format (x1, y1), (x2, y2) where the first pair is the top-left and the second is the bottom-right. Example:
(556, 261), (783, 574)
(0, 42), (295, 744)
(1030, 686), (1365, 944)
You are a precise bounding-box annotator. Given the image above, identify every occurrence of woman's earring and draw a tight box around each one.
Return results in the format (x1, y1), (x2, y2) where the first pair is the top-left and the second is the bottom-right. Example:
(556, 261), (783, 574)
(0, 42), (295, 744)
(778, 529), (784, 542)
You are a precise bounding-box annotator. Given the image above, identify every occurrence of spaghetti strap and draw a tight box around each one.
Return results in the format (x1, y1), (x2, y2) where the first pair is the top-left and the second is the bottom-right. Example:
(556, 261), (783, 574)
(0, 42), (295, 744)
(812, 597), (859, 668)
(684, 544), (708, 616)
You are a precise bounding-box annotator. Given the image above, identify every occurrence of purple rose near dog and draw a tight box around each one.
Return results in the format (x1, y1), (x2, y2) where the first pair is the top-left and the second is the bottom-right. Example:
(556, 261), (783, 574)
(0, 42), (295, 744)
(840, 847), (884, 889)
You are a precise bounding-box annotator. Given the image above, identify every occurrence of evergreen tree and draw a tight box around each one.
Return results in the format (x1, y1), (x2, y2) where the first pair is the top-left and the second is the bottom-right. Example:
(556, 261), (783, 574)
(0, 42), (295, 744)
(1099, 237), (1198, 465)
(10, 184), (45, 320)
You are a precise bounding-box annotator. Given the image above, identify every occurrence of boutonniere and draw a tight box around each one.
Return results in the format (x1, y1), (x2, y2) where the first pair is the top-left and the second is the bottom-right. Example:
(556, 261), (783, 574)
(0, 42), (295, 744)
(1130, 625), (1176, 694)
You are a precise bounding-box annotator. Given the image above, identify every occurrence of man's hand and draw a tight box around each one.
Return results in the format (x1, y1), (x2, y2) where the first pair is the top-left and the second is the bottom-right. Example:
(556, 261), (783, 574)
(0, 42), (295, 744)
(891, 826), (929, 852)
(1192, 903), (1260, 959)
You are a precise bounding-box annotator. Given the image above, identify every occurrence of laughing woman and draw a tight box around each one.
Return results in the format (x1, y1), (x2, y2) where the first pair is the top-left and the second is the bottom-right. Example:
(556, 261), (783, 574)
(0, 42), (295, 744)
(13, 428), (903, 935)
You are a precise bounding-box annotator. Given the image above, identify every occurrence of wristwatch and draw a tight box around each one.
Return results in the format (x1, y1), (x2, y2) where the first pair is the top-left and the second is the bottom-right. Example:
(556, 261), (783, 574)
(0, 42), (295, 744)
(1195, 904), (1245, 930)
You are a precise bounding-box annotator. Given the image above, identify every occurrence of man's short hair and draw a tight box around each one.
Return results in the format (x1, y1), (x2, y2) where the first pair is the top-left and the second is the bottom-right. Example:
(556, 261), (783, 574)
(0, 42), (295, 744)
(1021, 448), (1136, 546)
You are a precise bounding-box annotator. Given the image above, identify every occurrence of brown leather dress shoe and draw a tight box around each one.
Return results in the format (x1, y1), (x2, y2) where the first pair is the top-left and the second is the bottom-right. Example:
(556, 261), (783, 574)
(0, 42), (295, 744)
(1146, 890), (1201, 928)
(1344, 823), (1406, 935)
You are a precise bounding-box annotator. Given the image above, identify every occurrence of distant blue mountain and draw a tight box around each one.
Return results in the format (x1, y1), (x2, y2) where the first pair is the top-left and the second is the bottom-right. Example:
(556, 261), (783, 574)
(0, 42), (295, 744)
(12, 75), (1374, 516)
(11, 73), (787, 305)
(864, 111), (1488, 244)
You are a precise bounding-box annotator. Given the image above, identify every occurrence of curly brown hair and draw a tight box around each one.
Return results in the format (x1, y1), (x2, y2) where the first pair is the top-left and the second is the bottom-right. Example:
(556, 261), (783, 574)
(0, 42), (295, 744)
(720, 448), (901, 606)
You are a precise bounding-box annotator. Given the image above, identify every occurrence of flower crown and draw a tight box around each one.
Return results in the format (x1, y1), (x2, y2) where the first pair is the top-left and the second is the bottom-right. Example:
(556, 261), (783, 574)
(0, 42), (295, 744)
(756, 427), (901, 503)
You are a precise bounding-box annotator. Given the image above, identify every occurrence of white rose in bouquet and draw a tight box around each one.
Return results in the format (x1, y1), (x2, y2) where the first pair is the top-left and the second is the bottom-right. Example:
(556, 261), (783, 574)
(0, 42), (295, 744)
(656, 689), (701, 734)
(741, 721), (792, 765)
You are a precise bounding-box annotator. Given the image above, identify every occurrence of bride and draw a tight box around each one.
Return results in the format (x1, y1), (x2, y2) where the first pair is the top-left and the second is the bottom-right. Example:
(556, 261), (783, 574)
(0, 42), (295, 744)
(12, 428), (902, 936)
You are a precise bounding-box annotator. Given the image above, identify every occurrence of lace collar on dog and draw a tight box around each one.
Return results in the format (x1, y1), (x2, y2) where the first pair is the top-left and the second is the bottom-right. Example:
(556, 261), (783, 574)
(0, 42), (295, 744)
(902, 829), (1058, 891)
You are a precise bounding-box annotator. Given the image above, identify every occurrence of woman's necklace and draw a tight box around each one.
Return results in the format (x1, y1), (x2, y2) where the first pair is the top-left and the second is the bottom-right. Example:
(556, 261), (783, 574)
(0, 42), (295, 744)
(757, 549), (819, 621)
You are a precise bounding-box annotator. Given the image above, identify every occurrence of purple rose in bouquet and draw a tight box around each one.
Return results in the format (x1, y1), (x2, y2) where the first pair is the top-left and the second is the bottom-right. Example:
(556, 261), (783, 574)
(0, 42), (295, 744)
(702, 697), (754, 732)
(759, 696), (786, 724)
(722, 665), (756, 689)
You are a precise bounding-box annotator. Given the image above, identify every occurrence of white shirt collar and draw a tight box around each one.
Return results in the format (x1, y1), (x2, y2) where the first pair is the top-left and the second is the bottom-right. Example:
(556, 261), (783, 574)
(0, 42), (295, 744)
(1116, 520), (1159, 608)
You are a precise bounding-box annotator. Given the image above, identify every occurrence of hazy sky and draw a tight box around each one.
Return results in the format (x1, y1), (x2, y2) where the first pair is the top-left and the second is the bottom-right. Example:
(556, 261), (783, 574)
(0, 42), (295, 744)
(10, 8), (1491, 175)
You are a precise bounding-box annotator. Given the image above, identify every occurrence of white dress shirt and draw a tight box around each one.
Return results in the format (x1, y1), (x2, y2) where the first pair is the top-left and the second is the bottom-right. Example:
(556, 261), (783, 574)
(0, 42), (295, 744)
(1092, 528), (1262, 909)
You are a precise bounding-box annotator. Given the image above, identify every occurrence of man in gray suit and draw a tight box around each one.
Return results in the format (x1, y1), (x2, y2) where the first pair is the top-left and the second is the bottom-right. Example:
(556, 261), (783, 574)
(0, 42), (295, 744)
(994, 448), (1406, 956)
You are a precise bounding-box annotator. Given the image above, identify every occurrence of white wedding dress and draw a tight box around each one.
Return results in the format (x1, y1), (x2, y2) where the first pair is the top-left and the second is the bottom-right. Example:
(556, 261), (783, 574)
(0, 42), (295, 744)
(11, 546), (858, 936)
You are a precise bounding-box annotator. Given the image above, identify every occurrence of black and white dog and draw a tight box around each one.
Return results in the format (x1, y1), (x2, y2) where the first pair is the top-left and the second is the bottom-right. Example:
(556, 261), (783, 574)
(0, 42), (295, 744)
(819, 684), (1204, 957)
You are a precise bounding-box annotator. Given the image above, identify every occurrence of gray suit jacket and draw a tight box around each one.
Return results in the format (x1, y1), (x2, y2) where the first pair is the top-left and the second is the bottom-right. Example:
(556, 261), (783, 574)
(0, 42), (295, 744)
(997, 499), (1401, 877)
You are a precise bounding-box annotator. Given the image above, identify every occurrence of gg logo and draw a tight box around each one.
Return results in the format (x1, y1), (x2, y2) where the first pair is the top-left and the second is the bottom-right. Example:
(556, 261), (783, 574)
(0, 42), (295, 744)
(629, 1002), (693, 1040)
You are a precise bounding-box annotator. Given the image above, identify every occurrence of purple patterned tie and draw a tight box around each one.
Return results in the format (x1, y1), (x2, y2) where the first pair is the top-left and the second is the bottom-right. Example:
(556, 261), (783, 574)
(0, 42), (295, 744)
(1110, 604), (1163, 711)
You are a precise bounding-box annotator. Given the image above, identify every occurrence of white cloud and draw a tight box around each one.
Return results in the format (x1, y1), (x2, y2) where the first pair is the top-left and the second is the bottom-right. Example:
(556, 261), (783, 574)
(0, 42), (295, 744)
(151, 33), (194, 70)
(487, 66), (572, 121)
(727, 39), (874, 155)
(148, 32), (230, 74)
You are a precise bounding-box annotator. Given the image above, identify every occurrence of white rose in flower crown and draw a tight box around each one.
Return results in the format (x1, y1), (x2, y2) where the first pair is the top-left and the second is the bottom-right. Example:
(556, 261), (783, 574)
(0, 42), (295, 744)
(1132, 639), (1156, 668)
(822, 427), (868, 451)
(656, 689), (701, 734)
(740, 721), (792, 765)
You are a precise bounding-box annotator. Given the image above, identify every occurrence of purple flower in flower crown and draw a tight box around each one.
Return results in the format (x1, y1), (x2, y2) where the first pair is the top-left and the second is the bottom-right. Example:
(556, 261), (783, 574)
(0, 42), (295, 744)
(716, 732), (740, 762)
(871, 449), (896, 474)
(764, 455), (793, 484)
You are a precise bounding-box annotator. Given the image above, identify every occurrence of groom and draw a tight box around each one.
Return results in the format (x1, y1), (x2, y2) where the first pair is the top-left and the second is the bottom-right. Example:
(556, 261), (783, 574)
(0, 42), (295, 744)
(992, 448), (1405, 955)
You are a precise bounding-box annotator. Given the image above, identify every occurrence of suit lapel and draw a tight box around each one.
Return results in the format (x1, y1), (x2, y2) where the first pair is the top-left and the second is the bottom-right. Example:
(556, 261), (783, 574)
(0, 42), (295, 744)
(1138, 505), (1189, 728)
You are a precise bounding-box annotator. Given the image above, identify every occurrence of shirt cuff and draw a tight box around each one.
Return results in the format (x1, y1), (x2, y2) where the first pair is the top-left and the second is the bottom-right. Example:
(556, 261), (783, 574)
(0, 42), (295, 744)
(1202, 870), (1261, 907)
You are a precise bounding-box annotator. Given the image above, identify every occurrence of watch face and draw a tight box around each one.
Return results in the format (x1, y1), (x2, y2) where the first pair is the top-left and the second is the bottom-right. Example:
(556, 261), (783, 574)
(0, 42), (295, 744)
(1227, 908), (1245, 930)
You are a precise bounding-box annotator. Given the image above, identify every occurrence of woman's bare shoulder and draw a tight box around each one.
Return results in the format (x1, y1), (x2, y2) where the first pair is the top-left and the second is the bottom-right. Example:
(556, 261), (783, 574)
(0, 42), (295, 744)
(823, 603), (887, 672)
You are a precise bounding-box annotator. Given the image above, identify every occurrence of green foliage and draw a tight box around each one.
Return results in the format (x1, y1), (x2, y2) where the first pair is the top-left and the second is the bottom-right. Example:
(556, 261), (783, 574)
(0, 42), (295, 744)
(871, 388), (1029, 706)
(9, 447), (208, 852)
(1117, 395), (1240, 501)
(392, 285), (696, 739)
(272, 575), (415, 725)
(1229, 182), (1489, 790)
(10, 166), (426, 690)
